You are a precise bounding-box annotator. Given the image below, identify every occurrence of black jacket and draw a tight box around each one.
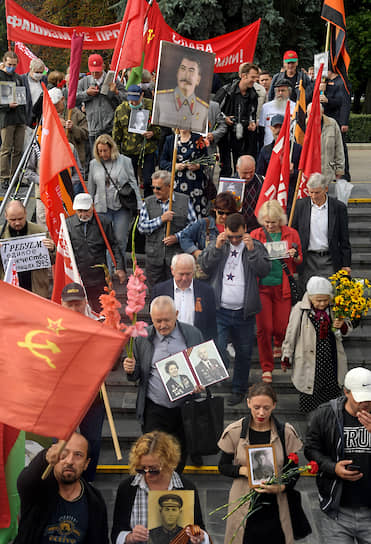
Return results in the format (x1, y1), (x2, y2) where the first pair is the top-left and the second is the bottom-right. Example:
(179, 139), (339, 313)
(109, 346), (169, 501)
(111, 474), (205, 544)
(291, 195), (351, 272)
(214, 79), (258, 123)
(323, 75), (351, 127)
(304, 396), (347, 518)
(0, 70), (27, 128)
(66, 213), (124, 286)
(15, 450), (108, 544)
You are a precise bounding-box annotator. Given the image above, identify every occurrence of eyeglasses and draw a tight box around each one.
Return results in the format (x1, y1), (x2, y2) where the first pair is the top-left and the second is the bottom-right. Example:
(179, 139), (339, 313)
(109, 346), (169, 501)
(151, 186), (163, 191)
(135, 466), (161, 475)
(227, 234), (243, 241)
(216, 209), (232, 216)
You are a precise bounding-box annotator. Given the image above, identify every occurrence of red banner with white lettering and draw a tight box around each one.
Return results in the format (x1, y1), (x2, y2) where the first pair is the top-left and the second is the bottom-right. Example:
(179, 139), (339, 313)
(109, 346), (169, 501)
(6, 0), (260, 73)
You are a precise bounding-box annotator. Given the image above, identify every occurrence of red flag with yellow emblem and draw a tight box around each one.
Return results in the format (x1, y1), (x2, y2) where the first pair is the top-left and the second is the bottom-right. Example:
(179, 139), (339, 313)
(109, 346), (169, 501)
(0, 281), (127, 440)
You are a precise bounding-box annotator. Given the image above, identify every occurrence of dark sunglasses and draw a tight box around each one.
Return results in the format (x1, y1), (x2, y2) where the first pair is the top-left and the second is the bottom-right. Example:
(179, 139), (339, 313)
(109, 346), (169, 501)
(151, 185), (163, 191)
(135, 466), (161, 475)
(216, 209), (233, 216)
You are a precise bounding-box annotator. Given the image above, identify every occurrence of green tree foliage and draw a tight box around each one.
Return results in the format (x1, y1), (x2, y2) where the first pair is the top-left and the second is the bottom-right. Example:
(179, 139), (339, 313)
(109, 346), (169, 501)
(16, 0), (116, 73)
(346, 0), (371, 113)
(0, 1), (8, 56)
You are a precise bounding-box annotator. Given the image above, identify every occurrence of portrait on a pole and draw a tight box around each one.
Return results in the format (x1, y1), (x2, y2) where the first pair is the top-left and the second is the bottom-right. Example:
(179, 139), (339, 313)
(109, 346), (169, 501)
(152, 41), (215, 134)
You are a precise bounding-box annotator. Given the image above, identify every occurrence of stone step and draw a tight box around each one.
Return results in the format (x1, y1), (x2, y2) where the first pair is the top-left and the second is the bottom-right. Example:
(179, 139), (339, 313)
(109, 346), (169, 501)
(349, 221), (371, 235)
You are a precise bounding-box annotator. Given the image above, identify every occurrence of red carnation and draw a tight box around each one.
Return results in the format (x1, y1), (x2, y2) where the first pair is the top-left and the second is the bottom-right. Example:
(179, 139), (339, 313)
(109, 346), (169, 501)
(307, 461), (319, 474)
(288, 453), (299, 465)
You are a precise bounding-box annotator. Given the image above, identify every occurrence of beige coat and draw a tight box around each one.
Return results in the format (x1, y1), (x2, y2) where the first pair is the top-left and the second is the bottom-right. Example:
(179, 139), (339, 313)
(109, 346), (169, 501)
(0, 221), (55, 298)
(281, 292), (350, 394)
(218, 417), (302, 544)
(321, 114), (345, 184)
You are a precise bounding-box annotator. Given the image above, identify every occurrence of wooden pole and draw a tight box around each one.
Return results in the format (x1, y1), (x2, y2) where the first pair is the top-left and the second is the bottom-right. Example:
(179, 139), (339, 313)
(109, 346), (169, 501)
(166, 130), (179, 237)
(288, 169), (303, 227)
(325, 22), (331, 53)
(100, 382), (122, 460)
(41, 440), (67, 480)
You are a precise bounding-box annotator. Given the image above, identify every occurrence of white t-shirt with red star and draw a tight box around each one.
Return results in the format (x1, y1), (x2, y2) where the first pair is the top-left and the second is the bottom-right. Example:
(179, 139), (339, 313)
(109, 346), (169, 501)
(221, 241), (245, 310)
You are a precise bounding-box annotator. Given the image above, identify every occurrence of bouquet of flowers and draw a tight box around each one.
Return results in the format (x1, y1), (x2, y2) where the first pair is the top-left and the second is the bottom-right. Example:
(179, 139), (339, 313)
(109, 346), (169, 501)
(210, 454), (318, 543)
(329, 270), (371, 325)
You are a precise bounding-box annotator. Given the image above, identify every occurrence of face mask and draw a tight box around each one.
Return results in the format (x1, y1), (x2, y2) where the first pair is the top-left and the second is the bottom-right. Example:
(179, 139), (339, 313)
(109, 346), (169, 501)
(32, 73), (43, 81)
(5, 66), (15, 74)
(129, 102), (143, 110)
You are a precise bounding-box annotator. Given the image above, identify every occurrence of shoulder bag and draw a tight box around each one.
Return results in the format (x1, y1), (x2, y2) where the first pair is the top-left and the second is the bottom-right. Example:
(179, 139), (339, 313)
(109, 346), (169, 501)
(101, 161), (138, 211)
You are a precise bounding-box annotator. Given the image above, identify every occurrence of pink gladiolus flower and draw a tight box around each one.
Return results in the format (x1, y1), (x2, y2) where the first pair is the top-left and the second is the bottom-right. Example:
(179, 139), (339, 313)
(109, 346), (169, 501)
(130, 321), (148, 337)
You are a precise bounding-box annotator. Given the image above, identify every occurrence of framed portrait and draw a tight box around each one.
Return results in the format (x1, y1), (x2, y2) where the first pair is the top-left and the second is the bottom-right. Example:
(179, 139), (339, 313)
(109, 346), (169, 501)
(246, 444), (277, 488)
(188, 339), (229, 388)
(218, 178), (245, 209)
(152, 41), (215, 134)
(148, 490), (194, 544)
(156, 352), (196, 402)
(0, 81), (16, 104)
(264, 240), (289, 260)
(128, 108), (150, 134)
(15, 86), (27, 105)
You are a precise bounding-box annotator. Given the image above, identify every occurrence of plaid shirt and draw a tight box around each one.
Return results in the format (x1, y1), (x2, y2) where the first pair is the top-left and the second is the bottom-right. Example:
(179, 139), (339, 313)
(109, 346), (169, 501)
(138, 197), (197, 240)
(116, 472), (184, 544)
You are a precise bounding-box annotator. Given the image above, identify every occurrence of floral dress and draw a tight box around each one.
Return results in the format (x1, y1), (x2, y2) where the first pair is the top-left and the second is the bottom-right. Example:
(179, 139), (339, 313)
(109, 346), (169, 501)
(160, 133), (208, 219)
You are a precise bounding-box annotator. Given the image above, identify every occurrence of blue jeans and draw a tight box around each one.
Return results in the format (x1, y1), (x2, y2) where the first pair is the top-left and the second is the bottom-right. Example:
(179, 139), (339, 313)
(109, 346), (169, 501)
(216, 308), (255, 394)
(101, 207), (131, 266)
(321, 507), (371, 543)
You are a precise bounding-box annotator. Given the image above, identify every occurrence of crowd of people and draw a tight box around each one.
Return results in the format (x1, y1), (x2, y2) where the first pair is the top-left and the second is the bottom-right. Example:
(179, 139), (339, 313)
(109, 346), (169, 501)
(1, 45), (369, 544)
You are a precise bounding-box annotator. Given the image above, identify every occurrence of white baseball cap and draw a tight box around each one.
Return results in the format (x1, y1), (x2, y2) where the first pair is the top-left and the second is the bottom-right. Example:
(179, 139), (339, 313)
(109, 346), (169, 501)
(48, 87), (64, 105)
(344, 367), (371, 402)
(73, 193), (93, 210)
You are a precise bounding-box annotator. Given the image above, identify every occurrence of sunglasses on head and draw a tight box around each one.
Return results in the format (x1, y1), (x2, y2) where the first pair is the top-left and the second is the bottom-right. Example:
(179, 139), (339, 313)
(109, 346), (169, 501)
(216, 209), (233, 216)
(135, 466), (161, 475)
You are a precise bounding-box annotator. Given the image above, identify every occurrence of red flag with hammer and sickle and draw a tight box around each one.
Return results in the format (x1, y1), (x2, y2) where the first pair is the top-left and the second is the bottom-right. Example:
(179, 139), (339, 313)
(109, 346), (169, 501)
(0, 281), (127, 440)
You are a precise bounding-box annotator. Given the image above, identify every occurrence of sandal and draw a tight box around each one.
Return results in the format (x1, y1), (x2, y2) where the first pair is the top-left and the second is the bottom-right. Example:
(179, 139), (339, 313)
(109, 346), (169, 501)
(273, 346), (282, 359)
(262, 371), (272, 383)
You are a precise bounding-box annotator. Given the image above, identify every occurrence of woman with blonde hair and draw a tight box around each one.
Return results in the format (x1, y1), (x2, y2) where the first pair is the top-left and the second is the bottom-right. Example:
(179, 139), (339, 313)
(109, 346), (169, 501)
(251, 200), (302, 382)
(88, 133), (142, 263)
(111, 431), (209, 544)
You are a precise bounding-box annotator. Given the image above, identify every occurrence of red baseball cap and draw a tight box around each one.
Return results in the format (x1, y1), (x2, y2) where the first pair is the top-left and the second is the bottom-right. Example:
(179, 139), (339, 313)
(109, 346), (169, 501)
(283, 50), (298, 63)
(88, 54), (104, 71)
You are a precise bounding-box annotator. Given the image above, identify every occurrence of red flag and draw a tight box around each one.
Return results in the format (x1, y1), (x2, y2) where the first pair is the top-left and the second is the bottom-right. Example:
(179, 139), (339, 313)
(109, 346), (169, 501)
(52, 214), (81, 304)
(110, 0), (147, 72)
(297, 64), (323, 198)
(39, 83), (78, 243)
(14, 42), (37, 75)
(0, 424), (19, 529)
(0, 281), (127, 440)
(67, 32), (84, 110)
(255, 101), (291, 214)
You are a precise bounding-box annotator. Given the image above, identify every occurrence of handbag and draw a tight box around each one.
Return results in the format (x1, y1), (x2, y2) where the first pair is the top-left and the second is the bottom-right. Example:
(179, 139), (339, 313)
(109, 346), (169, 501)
(101, 161), (138, 211)
(263, 227), (299, 305)
(276, 419), (312, 540)
(181, 388), (224, 456)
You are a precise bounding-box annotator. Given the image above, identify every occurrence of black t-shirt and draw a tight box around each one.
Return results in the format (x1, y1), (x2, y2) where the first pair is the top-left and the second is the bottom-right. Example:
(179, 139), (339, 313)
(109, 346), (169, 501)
(340, 408), (371, 507)
(41, 484), (89, 544)
(8, 223), (32, 291)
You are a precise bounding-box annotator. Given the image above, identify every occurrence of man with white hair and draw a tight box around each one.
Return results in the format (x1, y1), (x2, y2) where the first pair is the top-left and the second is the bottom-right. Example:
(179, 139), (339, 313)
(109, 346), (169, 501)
(292, 172), (351, 293)
(259, 79), (295, 146)
(151, 253), (217, 341)
(21, 57), (47, 127)
(123, 295), (203, 470)
(66, 192), (125, 311)
(305, 366), (371, 543)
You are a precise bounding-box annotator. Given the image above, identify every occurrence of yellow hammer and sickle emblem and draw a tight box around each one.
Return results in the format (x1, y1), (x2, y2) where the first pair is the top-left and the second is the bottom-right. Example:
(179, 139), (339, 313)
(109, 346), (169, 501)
(147, 29), (155, 44)
(18, 330), (61, 369)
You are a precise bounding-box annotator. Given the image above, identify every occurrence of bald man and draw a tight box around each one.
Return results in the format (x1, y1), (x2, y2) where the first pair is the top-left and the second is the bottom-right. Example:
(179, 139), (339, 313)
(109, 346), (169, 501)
(0, 200), (55, 297)
(151, 253), (217, 342)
